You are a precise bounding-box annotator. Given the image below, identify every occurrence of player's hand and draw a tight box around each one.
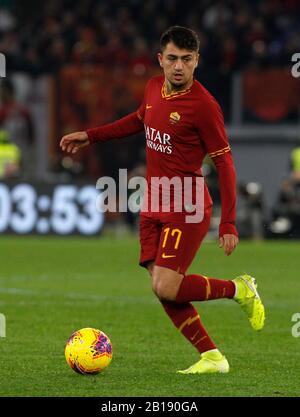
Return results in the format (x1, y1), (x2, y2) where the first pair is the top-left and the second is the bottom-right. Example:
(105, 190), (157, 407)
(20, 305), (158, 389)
(60, 131), (90, 154)
(219, 234), (238, 256)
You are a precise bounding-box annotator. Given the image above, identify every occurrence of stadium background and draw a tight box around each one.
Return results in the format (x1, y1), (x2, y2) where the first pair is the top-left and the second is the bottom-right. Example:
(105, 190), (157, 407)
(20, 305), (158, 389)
(0, 0), (300, 398)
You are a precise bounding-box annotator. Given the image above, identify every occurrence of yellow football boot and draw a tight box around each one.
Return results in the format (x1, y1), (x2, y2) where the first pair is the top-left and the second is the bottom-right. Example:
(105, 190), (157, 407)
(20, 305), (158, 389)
(177, 350), (229, 374)
(232, 274), (265, 331)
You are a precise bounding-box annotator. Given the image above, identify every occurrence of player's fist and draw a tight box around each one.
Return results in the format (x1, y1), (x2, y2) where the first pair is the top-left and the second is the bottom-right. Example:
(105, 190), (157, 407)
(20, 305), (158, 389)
(60, 131), (90, 154)
(219, 234), (239, 256)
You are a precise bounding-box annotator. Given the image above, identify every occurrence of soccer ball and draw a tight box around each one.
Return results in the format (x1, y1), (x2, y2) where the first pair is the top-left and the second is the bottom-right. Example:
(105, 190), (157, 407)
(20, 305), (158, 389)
(65, 327), (113, 374)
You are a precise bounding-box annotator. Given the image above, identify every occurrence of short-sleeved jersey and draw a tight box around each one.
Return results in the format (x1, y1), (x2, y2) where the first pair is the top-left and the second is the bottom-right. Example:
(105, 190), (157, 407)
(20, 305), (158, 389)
(137, 75), (231, 219)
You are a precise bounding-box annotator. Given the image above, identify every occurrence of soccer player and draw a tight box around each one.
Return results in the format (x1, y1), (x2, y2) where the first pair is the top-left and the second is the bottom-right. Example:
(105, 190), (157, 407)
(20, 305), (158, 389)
(60, 26), (265, 374)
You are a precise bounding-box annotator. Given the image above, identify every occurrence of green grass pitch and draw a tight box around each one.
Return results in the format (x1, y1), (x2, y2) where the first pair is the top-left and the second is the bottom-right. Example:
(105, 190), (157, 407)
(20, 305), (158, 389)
(0, 236), (299, 397)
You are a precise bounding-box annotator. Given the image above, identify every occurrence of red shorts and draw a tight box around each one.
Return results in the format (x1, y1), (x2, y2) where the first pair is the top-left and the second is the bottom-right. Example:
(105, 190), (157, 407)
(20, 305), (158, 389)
(139, 206), (212, 274)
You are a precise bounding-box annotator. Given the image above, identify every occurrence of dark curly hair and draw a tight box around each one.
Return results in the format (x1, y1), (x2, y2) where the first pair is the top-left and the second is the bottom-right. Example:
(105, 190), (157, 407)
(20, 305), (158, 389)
(160, 26), (200, 52)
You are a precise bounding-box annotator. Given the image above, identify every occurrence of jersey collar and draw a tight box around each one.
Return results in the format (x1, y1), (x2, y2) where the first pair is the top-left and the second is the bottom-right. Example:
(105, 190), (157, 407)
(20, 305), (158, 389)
(161, 79), (193, 100)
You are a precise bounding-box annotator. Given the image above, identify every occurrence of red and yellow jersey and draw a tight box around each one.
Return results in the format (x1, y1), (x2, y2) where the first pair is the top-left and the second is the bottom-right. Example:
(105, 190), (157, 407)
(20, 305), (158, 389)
(86, 75), (237, 235)
(137, 75), (230, 181)
(136, 76), (234, 225)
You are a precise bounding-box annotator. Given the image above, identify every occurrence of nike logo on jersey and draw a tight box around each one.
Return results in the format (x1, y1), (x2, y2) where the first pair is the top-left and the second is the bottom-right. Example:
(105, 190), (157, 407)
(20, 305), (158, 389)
(162, 253), (176, 259)
(146, 104), (152, 109)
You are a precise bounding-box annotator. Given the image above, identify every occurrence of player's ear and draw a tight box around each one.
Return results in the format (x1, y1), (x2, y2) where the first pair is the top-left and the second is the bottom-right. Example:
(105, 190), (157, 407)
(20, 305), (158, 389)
(195, 53), (200, 68)
(157, 53), (163, 67)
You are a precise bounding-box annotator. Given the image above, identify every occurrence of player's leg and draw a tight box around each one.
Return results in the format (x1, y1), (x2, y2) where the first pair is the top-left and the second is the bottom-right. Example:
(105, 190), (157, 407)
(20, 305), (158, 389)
(150, 208), (229, 373)
(139, 210), (222, 301)
(151, 213), (264, 332)
(146, 262), (222, 371)
(173, 272), (264, 331)
(139, 212), (262, 373)
(152, 266), (236, 302)
(152, 255), (265, 335)
(152, 206), (235, 304)
(175, 272), (265, 331)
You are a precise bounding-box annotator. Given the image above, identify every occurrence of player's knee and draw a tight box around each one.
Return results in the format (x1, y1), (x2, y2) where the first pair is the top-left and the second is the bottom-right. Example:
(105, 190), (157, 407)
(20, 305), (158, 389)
(152, 281), (174, 301)
(151, 267), (182, 301)
(152, 276), (171, 300)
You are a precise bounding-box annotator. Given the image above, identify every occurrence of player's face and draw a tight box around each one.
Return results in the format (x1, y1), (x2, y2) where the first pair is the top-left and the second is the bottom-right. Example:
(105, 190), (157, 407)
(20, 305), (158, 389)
(158, 42), (199, 92)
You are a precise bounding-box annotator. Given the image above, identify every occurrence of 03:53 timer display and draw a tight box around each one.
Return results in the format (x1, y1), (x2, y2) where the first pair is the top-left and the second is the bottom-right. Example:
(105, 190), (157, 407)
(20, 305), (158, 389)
(0, 183), (104, 235)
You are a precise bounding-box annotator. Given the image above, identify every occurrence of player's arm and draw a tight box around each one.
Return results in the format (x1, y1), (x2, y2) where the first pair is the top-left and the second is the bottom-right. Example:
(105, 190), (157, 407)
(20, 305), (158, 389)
(197, 97), (238, 256)
(60, 111), (144, 154)
(211, 151), (238, 256)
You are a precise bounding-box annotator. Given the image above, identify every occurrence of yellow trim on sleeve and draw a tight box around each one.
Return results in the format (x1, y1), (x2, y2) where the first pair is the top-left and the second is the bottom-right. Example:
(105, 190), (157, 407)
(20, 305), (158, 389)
(208, 145), (231, 158)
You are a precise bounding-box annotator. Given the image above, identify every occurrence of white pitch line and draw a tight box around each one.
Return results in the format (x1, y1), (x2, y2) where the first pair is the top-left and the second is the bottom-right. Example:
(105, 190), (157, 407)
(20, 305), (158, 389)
(0, 287), (156, 305)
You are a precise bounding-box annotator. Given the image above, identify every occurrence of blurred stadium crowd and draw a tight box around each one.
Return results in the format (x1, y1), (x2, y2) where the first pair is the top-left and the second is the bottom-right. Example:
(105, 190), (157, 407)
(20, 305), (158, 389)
(1, 0), (299, 118)
(0, 0), (300, 238)
(1, 0), (299, 74)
